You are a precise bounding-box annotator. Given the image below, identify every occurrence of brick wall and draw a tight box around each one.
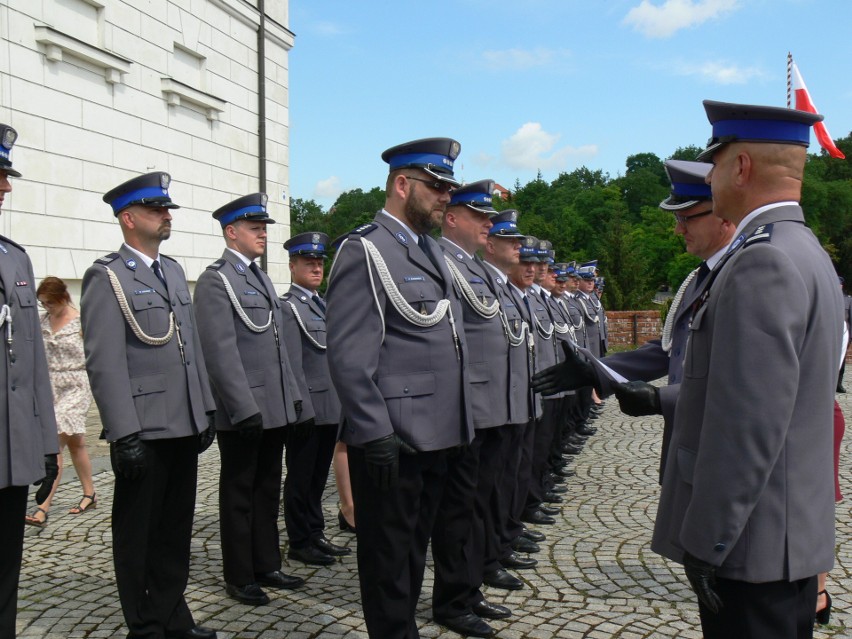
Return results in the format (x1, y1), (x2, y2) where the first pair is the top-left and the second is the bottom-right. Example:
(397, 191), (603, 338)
(606, 310), (663, 348)
(0, 0), (293, 296)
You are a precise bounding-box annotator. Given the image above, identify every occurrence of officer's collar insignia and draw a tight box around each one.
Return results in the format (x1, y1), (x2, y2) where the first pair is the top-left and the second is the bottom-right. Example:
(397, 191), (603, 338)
(235, 262), (246, 274)
(496, 277), (503, 284)
(125, 258), (137, 270)
(300, 295), (307, 301)
(396, 232), (408, 246)
(745, 223), (773, 245)
(727, 234), (746, 253)
(455, 252), (464, 261)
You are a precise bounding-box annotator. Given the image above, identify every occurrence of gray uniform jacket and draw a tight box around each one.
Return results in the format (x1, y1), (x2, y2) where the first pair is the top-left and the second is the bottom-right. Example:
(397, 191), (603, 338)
(326, 214), (473, 451)
(577, 292), (606, 357)
(280, 285), (340, 426)
(193, 250), (308, 431)
(507, 284), (544, 420)
(0, 235), (58, 489)
(560, 293), (587, 349)
(652, 204), (844, 583)
(438, 238), (508, 429)
(481, 261), (535, 425)
(81, 246), (215, 442)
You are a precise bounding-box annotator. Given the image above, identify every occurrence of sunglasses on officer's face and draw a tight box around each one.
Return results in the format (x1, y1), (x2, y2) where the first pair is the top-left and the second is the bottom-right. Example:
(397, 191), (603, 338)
(673, 208), (714, 225)
(405, 175), (456, 195)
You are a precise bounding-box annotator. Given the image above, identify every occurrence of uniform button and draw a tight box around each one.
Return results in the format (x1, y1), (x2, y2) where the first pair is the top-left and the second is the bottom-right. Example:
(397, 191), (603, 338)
(11, 385), (16, 391)
(147, 300), (153, 306)
(674, 349), (680, 357)
(403, 387), (409, 394)
(713, 543), (726, 552)
(138, 386), (143, 392)
(308, 386), (313, 391)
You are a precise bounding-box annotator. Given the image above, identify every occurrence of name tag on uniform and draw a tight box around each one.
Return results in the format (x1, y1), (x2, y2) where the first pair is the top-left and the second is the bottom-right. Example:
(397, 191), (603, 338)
(469, 277), (484, 284)
(404, 276), (425, 282)
(134, 288), (155, 295)
(15, 281), (28, 286)
(243, 290), (259, 295)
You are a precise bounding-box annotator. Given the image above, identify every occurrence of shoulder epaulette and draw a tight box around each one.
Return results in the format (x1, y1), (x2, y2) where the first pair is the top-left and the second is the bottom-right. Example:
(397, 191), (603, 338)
(280, 291), (293, 301)
(744, 223), (773, 246)
(160, 254), (178, 263)
(206, 259), (226, 271)
(95, 252), (121, 265)
(0, 234), (25, 253)
(331, 223), (376, 248)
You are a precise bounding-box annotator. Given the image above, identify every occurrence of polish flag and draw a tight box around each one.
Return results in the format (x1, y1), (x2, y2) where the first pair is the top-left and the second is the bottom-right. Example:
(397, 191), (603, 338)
(791, 61), (845, 159)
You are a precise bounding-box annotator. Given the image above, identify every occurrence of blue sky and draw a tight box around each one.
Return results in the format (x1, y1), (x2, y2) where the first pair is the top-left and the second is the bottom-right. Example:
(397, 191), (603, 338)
(288, 1), (852, 209)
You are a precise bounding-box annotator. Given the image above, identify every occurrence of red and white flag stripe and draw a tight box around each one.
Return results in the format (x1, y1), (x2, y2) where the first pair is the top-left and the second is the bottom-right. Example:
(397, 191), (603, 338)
(791, 60), (845, 159)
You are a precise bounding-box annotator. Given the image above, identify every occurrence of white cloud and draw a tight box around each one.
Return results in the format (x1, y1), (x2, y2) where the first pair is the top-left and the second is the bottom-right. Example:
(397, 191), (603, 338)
(674, 60), (766, 84)
(481, 47), (572, 71)
(500, 123), (597, 172)
(313, 176), (343, 200)
(623, 0), (739, 38)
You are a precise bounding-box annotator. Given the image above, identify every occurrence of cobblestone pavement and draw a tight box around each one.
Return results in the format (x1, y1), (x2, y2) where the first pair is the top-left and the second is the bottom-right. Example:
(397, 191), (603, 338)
(17, 392), (852, 638)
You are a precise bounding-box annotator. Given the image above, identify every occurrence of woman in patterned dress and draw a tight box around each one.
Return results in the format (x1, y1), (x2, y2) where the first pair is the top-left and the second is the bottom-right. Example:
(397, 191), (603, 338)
(24, 277), (95, 527)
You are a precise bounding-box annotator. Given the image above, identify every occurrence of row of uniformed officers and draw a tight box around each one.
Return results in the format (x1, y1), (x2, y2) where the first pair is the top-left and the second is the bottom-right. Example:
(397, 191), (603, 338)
(0, 126), (609, 639)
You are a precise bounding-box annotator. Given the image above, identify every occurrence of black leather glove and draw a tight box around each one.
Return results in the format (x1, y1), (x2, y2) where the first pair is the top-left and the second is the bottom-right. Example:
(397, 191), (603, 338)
(33, 454), (59, 504)
(363, 433), (416, 491)
(234, 412), (264, 442)
(197, 413), (216, 453)
(683, 551), (723, 614)
(294, 400), (303, 421)
(288, 417), (315, 442)
(111, 434), (147, 481)
(531, 341), (596, 395)
(613, 381), (662, 416)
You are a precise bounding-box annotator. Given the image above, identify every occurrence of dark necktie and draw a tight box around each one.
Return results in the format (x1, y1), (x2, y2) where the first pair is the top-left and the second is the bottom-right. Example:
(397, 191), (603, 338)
(695, 261), (711, 287)
(522, 293), (532, 321)
(312, 294), (326, 313)
(418, 235), (443, 275)
(151, 259), (167, 289)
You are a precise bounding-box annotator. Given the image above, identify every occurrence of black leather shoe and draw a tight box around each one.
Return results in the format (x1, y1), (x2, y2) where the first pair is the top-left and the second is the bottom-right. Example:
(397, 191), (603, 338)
(521, 509), (555, 525)
(166, 626), (218, 639)
(313, 535), (351, 557)
(482, 568), (523, 590)
(838, 385), (846, 393)
(255, 570), (305, 590)
(539, 505), (560, 516)
(549, 485), (568, 494)
(511, 536), (540, 553)
(472, 599), (512, 620)
(553, 467), (575, 478)
(434, 612), (494, 638)
(338, 510), (356, 534)
(543, 491), (563, 503)
(561, 443), (582, 455)
(521, 526), (546, 542)
(225, 583), (269, 606)
(576, 424), (597, 436)
(288, 544), (335, 566)
(501, 551), (538, 570)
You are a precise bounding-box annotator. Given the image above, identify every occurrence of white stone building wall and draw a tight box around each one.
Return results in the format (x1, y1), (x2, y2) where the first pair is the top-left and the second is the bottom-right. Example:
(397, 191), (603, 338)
(0, 0), (294, 298)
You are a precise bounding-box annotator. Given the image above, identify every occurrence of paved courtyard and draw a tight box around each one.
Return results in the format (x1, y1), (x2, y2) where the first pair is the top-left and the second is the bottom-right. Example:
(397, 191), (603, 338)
(17, 391), (852, 638)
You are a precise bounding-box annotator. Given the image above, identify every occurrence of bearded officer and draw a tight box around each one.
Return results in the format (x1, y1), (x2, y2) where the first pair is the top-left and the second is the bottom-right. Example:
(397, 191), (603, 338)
(0, 124), (59, 638)
(81, 172), (218, 639)
(653, 101), (844, 638)
(326, 137), (473, 639)
(193, 193), (307, 606)
(280, 232), (350, 566)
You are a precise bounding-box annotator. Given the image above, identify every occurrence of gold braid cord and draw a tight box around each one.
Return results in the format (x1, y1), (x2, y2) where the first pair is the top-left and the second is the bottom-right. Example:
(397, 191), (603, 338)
(444, 256), (500, 319)
(104, 266), (175, 346)
(285, 300), (326, 350)
(216, 270), (273, 333)
(661, 266), (700, 354)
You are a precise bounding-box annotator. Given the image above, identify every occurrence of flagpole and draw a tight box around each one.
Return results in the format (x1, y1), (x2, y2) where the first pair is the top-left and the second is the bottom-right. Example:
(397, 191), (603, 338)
(786, 52), (793, 108)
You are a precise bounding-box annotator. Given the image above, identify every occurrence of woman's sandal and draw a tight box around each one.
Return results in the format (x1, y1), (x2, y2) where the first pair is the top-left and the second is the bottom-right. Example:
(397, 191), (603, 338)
(69, 493), (97, 515)
(815, 589), (832, 625)
(24, 506), (48, 528)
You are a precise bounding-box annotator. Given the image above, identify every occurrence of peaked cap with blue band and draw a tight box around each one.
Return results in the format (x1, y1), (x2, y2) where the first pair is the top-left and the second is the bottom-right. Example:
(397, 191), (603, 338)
(103, 171), (180, 215)
(697, 100), (823, 162)
(213, 193), (275, 227)
(536, 239), (553, 263)
(577, 260), (598, 280)
(488, 209), (524, 238)
(449, 179), (497, 215)
(284, 231), (330, 258)
(381, 137), (461, 186)
(660, 159), (712, 211)
(0, 124), (22, 178)
(519, 236), (540, 262)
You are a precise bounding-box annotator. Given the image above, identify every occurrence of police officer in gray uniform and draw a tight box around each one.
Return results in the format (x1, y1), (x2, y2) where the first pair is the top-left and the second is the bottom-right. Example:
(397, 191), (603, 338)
(81, 172), (218, 639)
(280, 231), (350, 566)
(0, 124), (59, 638)
(839, 276), (850, 392)
(193, 193), (306, 606)
(431, 180), (512, 637)
(326, 137), (473, 639)
(652, 102), (844, 638)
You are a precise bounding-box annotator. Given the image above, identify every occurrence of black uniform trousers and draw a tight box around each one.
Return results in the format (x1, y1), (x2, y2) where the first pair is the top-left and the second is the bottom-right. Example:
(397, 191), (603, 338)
(504, 418), (535, 558)
(217, 427), (286, 586)
(432, 434), (485, 619)
(349, 445), (449, 639)
(283, 422), (338, 548)
(491, 422), (525, 569)
(111, 436), (197, 639)
(0, 486), (27, 639)
(526, 398), (560, 513)
(698, 575), (817, 639)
